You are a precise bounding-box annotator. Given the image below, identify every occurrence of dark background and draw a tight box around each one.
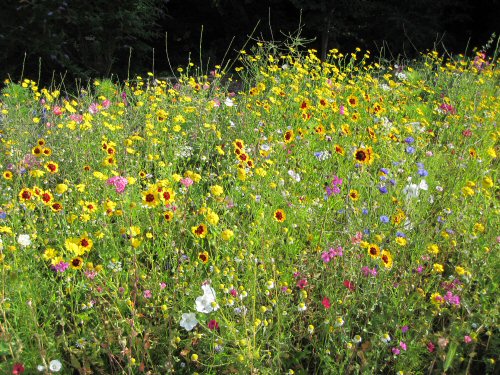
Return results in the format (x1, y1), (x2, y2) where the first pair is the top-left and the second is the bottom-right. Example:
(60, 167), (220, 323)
(0, 0), (498, 86)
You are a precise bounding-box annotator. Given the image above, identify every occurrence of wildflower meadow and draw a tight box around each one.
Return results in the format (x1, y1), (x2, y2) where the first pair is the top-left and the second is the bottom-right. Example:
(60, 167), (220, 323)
(0, 40), (498, 374)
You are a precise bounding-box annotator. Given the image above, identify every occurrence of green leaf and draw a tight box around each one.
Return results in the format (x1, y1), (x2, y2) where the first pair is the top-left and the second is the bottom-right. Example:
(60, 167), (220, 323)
(443, 341), (459, 372)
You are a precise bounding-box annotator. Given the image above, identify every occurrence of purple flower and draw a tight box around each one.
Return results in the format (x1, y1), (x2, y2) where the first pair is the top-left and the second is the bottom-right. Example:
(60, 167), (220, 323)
(406, 146), (415, 154)
(379, 186), (388, 194)
(401, 326), (409, 333)
(53, 261), (69, 273)
(405, 137), (414, 144)
(380, 215), (390, 223)
(392, 347), (400, 355)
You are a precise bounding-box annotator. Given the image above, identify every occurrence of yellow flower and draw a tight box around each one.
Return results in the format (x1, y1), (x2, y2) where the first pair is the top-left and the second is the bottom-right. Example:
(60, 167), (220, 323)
(206, 209), (219, 226)
(474, 223), (485, 233)
(273, 209), (286, 222)
(482, 176), (493, 188)
(221, 229), (234, 241)
(55, 183), (68, 194)
(43, 248), (57, 261)
(142, 189), (160, 208)
(427, 244), (439, 255)
(380, 250), (393, 269)
(210, 185), (224, 196)
(455, 266), (466, 276)
(395, 237), (407, 246)
(433, 263), (444, 273)
(192, 224), (208, 238)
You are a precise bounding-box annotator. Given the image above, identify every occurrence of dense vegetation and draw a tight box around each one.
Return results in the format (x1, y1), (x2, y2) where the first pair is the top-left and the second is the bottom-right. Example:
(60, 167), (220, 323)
(0, 39), (499, 374)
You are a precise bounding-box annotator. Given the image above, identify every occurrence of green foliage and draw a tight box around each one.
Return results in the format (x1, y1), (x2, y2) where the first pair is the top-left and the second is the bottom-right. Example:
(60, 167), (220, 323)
(0, 39), (498, 374)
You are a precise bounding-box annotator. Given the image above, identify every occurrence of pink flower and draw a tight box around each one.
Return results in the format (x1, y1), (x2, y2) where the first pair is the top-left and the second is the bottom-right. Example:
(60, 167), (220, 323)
(427, 341), (436, 353)
(12, 363), (25, 374)
(464, 335), (472, 344)
(180, 178), (193, 188)
(339, 105), (345, 115)
(52, 106), (63, 116)
(322, 297), (331, 309)
(89, 103), (99, 114)
(392, 347), (400, 355)
(102, 99), (111, 109)
(351, 231), (363, 245)
(296, 279), (308, 289)
(400, 341), (407, 351)
(143, 290), (152, 299)
(107, 176), (128, 194)
(160, 282), (167, 290)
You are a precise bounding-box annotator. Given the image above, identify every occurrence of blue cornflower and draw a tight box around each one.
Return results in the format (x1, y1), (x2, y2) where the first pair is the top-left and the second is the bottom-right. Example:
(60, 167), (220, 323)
(406, 146), (415, 154)
(389, 179), (396, 186)
(379, 185), (388, 194)
(380, 168), (389, 175)
(380, 215), (390, 223)
(418, 169), (428, 177)
(405, 137), (414, 144)
(362, 208), (369, 215)
(396, 231), (406, 237)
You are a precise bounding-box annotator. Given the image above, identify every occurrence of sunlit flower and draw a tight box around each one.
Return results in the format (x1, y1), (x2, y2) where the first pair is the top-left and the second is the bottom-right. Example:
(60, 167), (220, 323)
(353, 146), (374, 165)
(180, 312), (198, 331)
(274, 209), (286, 222)
(195, 284), (218, 313)
(380, 250), (393, 269)
(192, 223), (208, 238)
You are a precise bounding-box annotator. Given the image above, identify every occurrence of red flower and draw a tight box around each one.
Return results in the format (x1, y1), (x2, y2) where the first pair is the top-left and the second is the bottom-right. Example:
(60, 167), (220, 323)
(343, 280), (355, 291)
(208, 319), (219, 331)
(12, 363), (25, 374)
(322, 297), (331, 309)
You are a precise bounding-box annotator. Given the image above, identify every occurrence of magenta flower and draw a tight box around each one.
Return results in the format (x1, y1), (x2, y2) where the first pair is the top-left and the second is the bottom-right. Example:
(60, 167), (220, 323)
(53, 261), (69, 273)
(102, 99), (111, 109)
(208, 319), (220, 330)
(464, 335), (472, 344)
(427, 341), (436, 353)
(107, 176), (128, 193)
(392, 347), (400, 355)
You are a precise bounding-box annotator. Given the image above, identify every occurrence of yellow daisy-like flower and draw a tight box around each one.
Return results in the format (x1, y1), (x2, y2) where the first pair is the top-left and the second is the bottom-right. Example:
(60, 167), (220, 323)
(192, 223), (208, 238)
(284, 130), (294, 144)
(142, 189), (160, 208)
(348, 189), (360, 201)
(380, 250), (393, 269)
(367, 243), (380, 259)
(70, 256), (84, 270)
(353, 146), (374, 165)
(44, 161), (59, 174)
(273, 209), (286, 222)
(198, 251), (209, 264)
(3, 170), (13, 180)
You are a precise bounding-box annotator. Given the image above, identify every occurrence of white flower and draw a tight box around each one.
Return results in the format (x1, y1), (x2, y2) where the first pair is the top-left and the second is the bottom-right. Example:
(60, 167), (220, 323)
(402, 183), (419, 199)
(224, 97), (235, 107)
(418, 179), (428, 191)
(17, 234), (31, 247)
(195, 284), (218, 313)
(49, 359), (62, 372)
(298, 302), (307, 312)
(381, 333), (391, 343)
(37, 365), (46, 372)
(0, 237), (3, 251)
(180, 312), (198, 331)
(288, 170), (301, 182)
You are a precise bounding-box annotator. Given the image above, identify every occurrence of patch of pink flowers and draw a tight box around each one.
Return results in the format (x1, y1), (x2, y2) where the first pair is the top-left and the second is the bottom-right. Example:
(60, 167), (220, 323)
(321, 246), (343, 263)
(107, 176), (128, 193)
